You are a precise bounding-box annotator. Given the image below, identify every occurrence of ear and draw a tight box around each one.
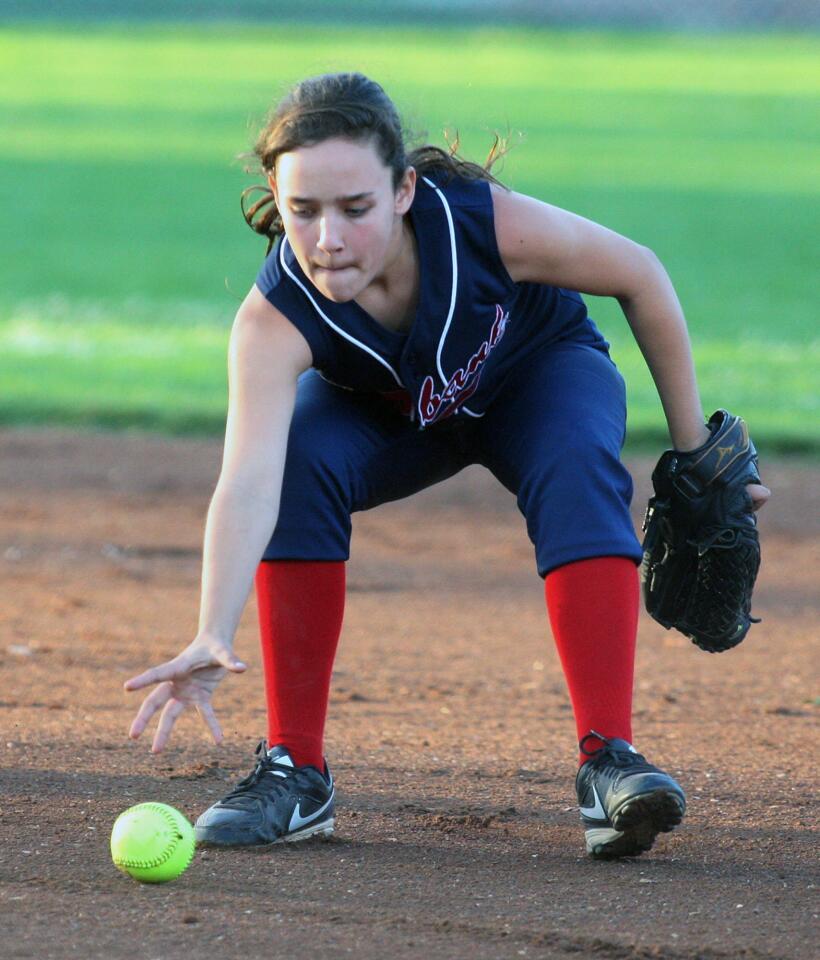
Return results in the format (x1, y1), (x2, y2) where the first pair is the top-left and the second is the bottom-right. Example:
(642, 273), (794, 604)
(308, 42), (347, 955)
(394, 166), (416, 216)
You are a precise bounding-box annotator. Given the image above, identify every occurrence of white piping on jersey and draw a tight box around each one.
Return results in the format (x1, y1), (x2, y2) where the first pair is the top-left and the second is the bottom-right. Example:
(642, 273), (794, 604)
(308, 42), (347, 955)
(422, 176), (485, 420)
(421, 176), (458, 389)
(279, 237), (404, 387)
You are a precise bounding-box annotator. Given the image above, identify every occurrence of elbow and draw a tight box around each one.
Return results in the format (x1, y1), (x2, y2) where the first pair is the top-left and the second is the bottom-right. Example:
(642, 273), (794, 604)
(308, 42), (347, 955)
(640, 244), (664, 270)
(616, 244), (667, 306)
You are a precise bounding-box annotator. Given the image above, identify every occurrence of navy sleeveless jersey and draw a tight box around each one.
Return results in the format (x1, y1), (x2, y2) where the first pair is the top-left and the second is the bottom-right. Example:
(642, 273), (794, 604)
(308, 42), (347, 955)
(255, 176), (609, 428)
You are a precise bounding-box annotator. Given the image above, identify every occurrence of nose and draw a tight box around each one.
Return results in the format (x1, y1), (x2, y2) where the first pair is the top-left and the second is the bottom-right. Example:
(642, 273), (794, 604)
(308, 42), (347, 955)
(317, 214), (344, 255)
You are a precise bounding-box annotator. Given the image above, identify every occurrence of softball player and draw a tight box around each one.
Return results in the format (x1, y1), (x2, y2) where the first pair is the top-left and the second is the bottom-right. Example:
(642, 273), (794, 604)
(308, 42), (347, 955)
(125, 73), (770, 858)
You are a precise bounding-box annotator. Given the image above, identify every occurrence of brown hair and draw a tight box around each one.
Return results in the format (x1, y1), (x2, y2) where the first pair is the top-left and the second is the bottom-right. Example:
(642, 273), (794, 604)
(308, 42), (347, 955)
(241, 72), (509, 254)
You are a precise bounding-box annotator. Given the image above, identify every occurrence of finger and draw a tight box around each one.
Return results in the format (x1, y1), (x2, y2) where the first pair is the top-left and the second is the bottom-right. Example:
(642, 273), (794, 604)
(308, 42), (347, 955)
(196, 701), (223, 745)
(151, 698), (186, 754)
(124, 649), (201, 692)
(129, 682), (172, 739)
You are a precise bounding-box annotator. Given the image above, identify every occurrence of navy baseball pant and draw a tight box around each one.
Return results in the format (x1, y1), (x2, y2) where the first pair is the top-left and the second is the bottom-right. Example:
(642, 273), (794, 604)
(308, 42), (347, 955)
(262, 339), (642, 577)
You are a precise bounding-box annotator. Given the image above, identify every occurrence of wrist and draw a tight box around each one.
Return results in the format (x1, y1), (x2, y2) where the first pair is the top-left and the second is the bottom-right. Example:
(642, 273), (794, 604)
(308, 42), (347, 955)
(195, 630), (234, 650)
(672, 423), (711, 452)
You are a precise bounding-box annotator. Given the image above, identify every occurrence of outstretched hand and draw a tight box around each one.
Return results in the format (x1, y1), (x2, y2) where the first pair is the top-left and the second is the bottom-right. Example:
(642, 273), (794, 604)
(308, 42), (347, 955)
(124, 638), (247, 753)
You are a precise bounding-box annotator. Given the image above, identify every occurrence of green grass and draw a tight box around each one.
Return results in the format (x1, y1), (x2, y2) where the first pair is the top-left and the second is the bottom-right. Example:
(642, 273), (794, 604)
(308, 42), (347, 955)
(2, 23), (818, 451)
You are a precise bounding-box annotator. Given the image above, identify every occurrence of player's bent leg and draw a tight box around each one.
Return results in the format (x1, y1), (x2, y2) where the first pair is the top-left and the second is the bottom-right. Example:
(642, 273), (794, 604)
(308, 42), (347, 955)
(576, 732), (686, 859)
(477, 342), (643, 743)
(195, 741), (335, 847)
(208, 372), (471, 846)
(474, 342), (682, 857)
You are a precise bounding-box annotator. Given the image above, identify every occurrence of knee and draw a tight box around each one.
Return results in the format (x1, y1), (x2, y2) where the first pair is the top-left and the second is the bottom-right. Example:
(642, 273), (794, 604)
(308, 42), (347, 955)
(517, 426), (633, 522)
(556, 428), (621, 477)
(538, 423), (623, 485)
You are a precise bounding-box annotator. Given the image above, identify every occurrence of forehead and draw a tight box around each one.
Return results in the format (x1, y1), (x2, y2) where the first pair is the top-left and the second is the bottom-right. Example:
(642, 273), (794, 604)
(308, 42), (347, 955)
(276, 137), (391, 197)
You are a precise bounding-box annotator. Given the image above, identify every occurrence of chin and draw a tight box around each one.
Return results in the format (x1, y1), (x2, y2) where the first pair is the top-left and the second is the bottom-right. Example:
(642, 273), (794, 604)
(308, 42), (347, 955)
(316, 287), (354, 304)
(314, 273), (365, 304)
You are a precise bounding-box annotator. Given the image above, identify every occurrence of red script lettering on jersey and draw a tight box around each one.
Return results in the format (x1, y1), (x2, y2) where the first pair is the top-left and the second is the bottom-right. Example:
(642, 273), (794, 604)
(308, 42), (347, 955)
(418, 304), (510, 426)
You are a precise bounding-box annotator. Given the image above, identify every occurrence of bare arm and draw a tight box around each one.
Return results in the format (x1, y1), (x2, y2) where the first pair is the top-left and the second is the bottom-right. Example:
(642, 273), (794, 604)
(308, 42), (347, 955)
(491, 187), (770, 508)
(124, 286), (312, 751)
(198, 286), (312, 643)
(492, 186), (709, 450)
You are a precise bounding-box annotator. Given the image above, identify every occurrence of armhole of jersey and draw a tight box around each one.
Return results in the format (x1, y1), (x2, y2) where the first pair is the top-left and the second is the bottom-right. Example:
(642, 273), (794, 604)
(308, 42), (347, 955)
(484, 183), (518, 291)
(257, 288), (324, 370)
(255, 244), (329, 370)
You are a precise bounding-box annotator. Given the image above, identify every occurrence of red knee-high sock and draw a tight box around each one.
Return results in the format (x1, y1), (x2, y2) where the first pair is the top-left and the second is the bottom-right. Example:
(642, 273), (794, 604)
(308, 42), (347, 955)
(544, 556), (639, 765)
(254, 560), (345, 769)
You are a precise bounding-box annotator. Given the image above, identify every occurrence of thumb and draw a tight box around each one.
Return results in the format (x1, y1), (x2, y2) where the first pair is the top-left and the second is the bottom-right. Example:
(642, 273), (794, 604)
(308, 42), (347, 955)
(746, 482), (771, 512)
(214, 649), (248, 672)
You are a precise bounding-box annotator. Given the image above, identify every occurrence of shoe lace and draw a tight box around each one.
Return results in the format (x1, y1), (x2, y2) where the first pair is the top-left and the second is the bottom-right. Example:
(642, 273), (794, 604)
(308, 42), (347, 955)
(580, 730), (649, 770)
(221, 740), (296, 806)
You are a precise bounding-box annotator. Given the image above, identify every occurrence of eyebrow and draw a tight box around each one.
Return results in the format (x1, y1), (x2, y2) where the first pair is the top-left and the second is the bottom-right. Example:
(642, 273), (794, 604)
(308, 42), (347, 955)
(288, 192), (374, 204)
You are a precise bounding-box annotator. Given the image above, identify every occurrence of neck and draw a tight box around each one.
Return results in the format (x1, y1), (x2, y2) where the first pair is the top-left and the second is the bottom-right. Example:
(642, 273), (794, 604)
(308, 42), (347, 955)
(379, 215), (418, 296)
(356, 215), (419, 334)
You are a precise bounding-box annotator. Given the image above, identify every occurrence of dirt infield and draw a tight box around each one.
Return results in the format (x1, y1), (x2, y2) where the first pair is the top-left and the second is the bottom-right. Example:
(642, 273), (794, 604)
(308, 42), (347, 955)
(0, 428), (816, 960)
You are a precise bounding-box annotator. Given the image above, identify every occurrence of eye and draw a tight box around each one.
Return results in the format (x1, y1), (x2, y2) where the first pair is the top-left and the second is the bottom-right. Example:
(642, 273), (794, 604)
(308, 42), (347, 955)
(290, 207), (314, 219)
(346, 206), (369, 218)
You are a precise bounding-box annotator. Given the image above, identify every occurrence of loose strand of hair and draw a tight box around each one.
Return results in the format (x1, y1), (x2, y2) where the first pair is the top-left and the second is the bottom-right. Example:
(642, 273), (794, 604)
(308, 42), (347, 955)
(408, 129), (512, 189)
(240, 184), (282, 254)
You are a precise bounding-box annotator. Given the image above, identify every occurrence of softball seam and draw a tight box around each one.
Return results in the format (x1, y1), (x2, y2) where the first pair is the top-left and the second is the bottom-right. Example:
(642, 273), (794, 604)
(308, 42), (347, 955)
(113, 803), (191, 870)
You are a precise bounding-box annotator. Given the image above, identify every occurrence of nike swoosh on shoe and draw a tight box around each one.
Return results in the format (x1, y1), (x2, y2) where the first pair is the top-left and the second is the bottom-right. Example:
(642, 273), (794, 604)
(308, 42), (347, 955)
(288, 791), (335, 832)
(579, 785), (607, 821)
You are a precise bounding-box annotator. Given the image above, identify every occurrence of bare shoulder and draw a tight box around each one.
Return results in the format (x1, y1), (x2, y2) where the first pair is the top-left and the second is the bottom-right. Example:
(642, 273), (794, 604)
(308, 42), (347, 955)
(489, 183), (655, 297)
(231, 285), (313, 377)
(489, 184), (579, 281)
(220, 286), (312, 481)
(489, 182), (554, 232)
(492, 187), (607, 281)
